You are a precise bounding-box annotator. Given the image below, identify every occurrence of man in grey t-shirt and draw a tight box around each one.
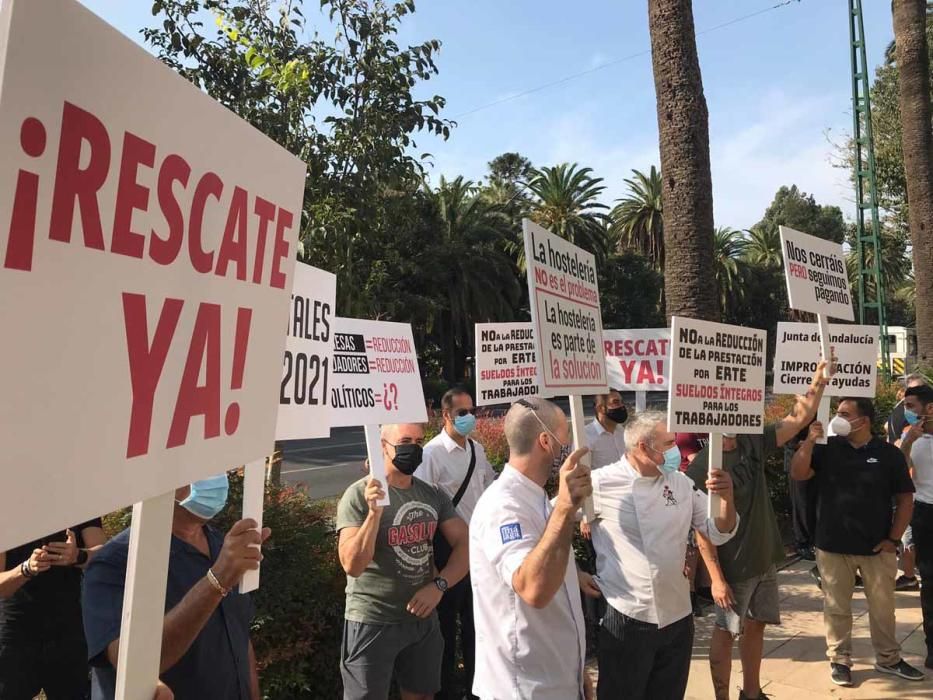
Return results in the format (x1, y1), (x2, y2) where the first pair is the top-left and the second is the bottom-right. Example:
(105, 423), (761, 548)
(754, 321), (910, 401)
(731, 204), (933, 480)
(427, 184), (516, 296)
(336, 422), (469, 700)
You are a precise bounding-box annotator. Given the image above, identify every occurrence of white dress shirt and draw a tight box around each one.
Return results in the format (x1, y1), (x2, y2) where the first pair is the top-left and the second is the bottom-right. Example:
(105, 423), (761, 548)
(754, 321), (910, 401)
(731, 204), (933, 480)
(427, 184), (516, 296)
(909, 433), (933, 505)
(470, 465), (586, 700)
(591, 456), (738, 628)
(583, 419), (626, 469)
(415, 429), (497, 523)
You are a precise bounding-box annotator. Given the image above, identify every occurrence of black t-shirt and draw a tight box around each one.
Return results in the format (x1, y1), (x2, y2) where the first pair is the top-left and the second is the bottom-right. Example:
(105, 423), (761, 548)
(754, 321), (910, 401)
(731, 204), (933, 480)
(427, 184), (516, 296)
(811, 436), (915, 555)
(0, 519), (103, 641)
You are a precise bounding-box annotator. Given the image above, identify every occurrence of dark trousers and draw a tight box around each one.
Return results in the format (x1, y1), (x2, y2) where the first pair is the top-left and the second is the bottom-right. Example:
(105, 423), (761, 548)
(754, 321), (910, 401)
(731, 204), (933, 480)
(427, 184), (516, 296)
(597, 606), (694, 700)
(789, 474), (816, 548)
(913, 501), (933, 655)
(0, 627), (89, 700)
(436, 575), (477, 700)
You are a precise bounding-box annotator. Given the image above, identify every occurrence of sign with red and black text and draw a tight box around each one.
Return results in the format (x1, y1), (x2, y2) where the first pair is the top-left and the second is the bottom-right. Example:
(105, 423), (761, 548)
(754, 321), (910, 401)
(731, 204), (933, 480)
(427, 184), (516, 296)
(0, 0), (304, 551)
(475, 322), (538, 406)
(522, 219), (608, 396)
(667, 317), (766, 434)
(603, 328), (670, 391)
(329, 318), (427, 426)
(779, 225), (854, 321)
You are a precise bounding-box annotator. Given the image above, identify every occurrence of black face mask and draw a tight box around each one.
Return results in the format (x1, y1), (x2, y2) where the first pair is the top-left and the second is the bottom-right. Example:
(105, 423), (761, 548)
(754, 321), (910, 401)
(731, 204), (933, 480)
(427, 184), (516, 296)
(606, 406), (628, 425)
(391, 443), (424, 475)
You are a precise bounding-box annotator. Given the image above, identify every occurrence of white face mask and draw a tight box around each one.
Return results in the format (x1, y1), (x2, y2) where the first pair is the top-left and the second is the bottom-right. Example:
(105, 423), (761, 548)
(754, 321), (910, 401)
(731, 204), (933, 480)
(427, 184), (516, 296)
(828, 415), (853, 437)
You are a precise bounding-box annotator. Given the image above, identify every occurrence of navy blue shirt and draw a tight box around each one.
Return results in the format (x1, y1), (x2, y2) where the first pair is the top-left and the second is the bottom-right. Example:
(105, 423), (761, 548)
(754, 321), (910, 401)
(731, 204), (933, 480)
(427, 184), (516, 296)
(82, 527), (254, 700)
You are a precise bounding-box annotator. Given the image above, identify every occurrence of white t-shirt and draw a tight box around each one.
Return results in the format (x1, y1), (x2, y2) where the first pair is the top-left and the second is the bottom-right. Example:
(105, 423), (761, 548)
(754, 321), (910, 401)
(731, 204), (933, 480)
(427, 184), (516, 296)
(470, 465), (586, 700)
(415, 429), (497, 523)
(583, 419), (626, 469)
(909, 433), (933, 505)
(591, 457), (738, 628)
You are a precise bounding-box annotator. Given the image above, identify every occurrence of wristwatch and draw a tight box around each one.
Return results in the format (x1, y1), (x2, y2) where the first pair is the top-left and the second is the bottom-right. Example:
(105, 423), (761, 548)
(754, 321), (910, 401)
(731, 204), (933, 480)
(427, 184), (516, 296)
(433, 576), (449, 593)
(75, 549), (89, 567)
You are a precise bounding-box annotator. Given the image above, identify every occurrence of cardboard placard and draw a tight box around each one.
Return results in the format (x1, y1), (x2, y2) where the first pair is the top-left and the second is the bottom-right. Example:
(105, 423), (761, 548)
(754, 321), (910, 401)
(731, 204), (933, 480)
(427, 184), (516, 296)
(275, 263), (337, 440)
(475, 322), (539, 406)
(0, 0), (304, 552)
(604, 328), (671, 391)
(667, 317), (766, 434)
(772, 322), (878, 397)
(779, 226), (854, 321)
(329, 317), (427, 427)
(522, 219), (608, 395)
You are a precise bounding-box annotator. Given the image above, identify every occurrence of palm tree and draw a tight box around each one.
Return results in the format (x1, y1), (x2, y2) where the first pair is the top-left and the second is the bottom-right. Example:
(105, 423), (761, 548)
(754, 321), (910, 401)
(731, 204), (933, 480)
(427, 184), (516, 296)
(713, 227), (748, 318)
(525, 163), (611, 261)
(743, 225), (783, 269)
(892, 0), (933, 362)
(425, 176), (522, 382)
(610, 166), (664, 268)
(647, 0), (718, 322)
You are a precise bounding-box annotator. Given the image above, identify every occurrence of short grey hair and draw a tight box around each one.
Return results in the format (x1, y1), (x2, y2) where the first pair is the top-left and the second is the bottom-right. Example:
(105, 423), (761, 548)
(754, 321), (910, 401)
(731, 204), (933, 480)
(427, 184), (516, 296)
(504, 398), (564, 457)
(906, 373), (929, 388)
(623, 411), (667, 454)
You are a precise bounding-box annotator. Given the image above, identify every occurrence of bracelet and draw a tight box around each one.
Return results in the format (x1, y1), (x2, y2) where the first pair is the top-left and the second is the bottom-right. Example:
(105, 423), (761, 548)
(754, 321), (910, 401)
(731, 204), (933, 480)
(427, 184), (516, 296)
(206, 568), (230, 597)
(20, 561), (34, 579)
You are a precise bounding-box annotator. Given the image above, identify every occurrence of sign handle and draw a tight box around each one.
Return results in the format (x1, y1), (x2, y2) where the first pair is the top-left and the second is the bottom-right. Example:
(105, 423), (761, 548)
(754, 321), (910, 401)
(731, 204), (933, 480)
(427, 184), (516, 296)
(816, 313), (832, 445)
(240, 457), (267, 594)
(635, 390), (647, 413)
(364, 424), (391, 507)
(707, 433), (723, 519)
(569, 395), (595, 521)
(115, 491), (175, 700)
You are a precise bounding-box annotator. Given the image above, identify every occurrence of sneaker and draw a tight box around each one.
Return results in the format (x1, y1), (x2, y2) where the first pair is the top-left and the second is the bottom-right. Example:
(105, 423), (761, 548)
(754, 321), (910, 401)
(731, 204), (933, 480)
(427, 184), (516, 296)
(874, 659), (925, 681)
(831, 663), (853, 687)
(796, 545), (816, 561)
(896, 575), (921, 591)
(738, 690), (771, 700)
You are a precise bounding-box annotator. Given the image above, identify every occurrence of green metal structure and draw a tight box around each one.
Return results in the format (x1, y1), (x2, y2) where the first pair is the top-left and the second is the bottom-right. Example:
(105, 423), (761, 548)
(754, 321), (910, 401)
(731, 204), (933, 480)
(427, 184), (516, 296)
(848, 0), (891, 376)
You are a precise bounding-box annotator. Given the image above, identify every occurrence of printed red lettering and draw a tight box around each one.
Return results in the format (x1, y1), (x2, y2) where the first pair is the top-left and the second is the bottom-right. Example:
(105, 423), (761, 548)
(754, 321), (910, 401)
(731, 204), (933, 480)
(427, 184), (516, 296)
(150, 153), (190, 265)
(111, 132), (155, 259)
(215, 186), (249, 281)
(188, 172), (222, 274)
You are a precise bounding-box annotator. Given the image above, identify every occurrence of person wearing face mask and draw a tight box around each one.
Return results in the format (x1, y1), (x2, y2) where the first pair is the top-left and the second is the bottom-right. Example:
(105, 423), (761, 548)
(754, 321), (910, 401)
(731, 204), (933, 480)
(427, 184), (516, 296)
(415, 388), (496, 700)
(82, 470), (269, 699)
(792, 397), (923, 686)
(337, 422), (469, 700)
(900, 384), (933, 668)
(688, 359), (833, 700)
(587, 411), (737, 699)
(469, 398), (600, 700)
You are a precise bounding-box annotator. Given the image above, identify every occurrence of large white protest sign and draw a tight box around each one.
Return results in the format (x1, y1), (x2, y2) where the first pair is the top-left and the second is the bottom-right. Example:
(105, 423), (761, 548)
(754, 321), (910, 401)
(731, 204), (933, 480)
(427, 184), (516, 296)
(330, 318), (427, 426)
(0, 0), (304, 553)
(780, 226), (854, 321)
(523, 219), (608, 395)
(667, 317), (767, 434)
(604, 329), (670, 391)
(275, 263), (337, 440)
(773, 322), (878, 398)
(475, 322), (538, 406)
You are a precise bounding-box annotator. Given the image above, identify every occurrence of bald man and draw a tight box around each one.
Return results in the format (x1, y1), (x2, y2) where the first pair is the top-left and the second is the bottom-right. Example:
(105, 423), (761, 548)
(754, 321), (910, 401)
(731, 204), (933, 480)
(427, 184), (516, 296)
(336, 423), (470, 700)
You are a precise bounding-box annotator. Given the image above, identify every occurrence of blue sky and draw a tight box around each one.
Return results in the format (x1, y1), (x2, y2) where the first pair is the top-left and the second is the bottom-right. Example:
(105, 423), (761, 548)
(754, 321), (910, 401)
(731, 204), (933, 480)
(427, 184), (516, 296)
(78, 0), (893, 230)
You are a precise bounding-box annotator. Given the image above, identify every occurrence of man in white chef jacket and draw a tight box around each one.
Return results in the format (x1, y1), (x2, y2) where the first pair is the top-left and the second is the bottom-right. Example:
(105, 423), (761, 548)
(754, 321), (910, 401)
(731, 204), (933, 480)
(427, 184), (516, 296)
(589, 411), (738, 699)
(469, 398), (600, 700)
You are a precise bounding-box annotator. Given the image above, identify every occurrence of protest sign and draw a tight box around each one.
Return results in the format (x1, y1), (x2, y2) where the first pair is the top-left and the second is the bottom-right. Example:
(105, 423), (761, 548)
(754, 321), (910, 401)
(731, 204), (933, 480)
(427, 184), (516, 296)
(275, 263), (337, 440)
(0, 0), (304, 553)
(522, 219), (608, 395)
(667, 317), (767, 434)
(779, 226), (855, 321)
(604, 329), (670, 391)
(475, 322), (538, 406)
(772, 322), (878, 398)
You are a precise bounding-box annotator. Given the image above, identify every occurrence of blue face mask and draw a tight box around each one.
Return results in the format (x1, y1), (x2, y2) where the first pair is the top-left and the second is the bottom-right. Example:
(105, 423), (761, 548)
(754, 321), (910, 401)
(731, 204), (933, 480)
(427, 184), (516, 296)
(650, 444), (682, 474)
(906, 409), (922, 426)
(178, 473), (229, 520)
(453, 414), (477, 437)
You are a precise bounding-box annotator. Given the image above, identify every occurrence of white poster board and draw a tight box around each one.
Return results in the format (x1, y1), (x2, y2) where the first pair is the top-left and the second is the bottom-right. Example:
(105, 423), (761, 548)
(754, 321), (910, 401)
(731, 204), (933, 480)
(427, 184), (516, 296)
(604, 328), (670, 391)
(475, 322), (538, 406)
(773, 322), (878, 397)
(522, 219), (609, 395)
(0, 0), (304, 553)
(275, 263), (337, 440)
(667, 317), (767, 434)
(779, 226), (855, 321)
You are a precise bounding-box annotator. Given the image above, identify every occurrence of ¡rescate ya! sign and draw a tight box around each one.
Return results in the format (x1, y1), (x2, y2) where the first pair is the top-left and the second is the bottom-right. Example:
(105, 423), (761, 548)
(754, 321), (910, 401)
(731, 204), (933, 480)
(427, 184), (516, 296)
(603, 328), (670, 391)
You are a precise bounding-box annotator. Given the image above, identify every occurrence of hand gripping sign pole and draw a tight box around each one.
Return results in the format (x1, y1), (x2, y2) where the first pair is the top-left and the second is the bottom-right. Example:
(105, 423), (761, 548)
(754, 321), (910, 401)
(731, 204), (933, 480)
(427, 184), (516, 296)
(240, 457), (268, 593)
(568, 396), (595, 521)
(364, 425), (391, 507)
(816, 314), (833, 445)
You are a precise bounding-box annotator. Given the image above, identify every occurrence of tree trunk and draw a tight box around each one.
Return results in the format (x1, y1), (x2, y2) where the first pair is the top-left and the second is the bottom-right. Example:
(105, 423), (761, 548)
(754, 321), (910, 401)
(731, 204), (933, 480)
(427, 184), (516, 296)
(647, 0), (719, 322)
(893, 0), (933, 363)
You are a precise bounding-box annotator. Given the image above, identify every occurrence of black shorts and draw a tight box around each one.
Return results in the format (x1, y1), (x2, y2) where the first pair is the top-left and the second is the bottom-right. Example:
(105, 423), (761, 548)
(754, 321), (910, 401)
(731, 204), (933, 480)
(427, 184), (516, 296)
(0, 628), (90, 700)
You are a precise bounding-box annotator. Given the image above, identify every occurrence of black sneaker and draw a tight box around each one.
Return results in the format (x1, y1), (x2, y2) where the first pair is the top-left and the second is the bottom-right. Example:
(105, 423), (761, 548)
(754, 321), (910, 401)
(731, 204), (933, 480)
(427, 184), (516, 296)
(796, 545), (816, 561)
(874, 659), (925, 681)
(738, 690), (771, 699)
(896, 575), (921, 591)
(831, 663), (853, 687)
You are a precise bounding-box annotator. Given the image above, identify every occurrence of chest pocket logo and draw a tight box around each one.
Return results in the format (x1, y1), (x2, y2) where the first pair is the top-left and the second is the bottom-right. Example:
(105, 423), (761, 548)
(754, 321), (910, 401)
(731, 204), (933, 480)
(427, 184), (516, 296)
(867, 458), (879, 464)
(663, 485), (678, 507)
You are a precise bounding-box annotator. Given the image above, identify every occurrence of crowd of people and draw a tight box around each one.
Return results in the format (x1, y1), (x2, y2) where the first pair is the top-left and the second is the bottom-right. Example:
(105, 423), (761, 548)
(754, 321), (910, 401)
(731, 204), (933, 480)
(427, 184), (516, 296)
(1, 371), (932, 699)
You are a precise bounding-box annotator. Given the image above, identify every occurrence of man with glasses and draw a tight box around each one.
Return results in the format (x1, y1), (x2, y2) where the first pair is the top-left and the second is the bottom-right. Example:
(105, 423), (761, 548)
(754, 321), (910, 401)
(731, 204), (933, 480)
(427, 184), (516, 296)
(469, 398), (600, 700)
(416, 388), (496, 699)
(337, 423), (470, 700)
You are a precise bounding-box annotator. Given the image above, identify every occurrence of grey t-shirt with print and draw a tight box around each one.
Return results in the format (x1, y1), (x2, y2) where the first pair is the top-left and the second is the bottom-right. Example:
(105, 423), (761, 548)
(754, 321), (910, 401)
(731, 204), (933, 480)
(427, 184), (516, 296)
(336, 476), (457, 624)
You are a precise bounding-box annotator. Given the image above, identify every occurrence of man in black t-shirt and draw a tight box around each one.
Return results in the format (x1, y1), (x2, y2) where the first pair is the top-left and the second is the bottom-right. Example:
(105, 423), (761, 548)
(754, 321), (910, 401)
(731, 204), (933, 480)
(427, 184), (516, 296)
(0, 519), (107, 699)
(792, 397), (924, 688)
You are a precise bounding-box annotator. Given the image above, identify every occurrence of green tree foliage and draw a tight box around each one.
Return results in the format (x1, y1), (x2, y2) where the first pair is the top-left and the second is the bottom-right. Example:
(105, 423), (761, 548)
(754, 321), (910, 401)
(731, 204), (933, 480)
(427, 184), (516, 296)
(610, 166), (665, 268)
(598, 251), (665, 329)
(713, 227), (748, 319)
(752, 185), (846, 244)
